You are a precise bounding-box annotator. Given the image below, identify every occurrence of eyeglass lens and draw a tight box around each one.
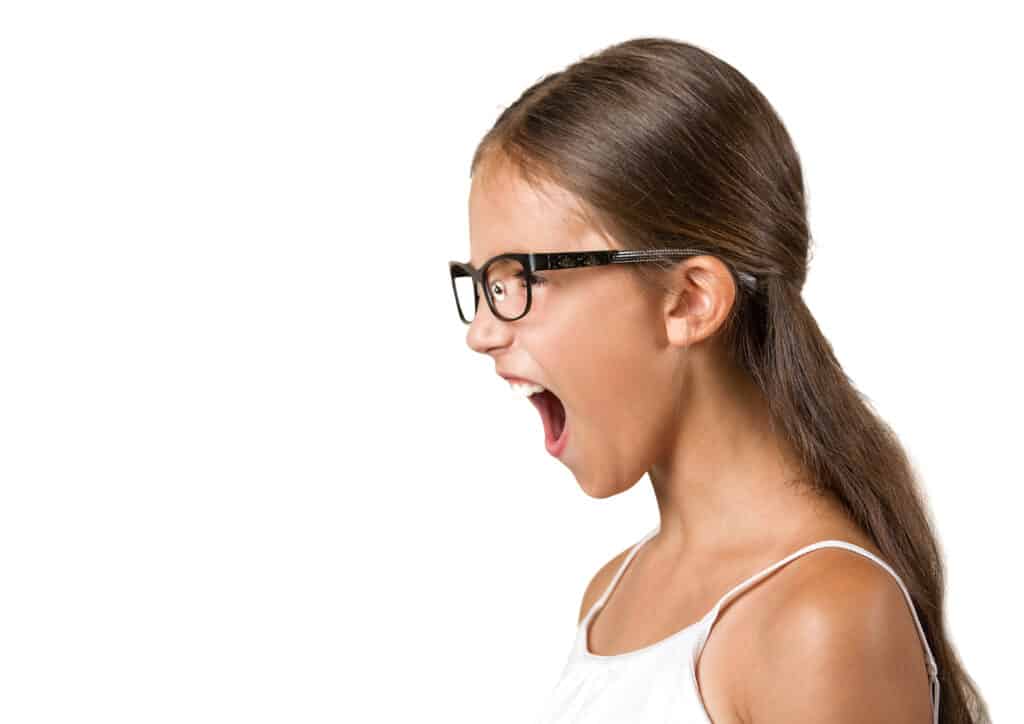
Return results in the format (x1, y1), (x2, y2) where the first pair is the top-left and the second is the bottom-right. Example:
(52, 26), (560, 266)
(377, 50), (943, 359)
(453, 257), (529, 322)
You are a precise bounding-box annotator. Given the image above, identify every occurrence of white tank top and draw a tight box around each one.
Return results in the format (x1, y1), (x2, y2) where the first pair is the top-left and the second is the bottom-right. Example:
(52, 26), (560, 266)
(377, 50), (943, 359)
(534, 526), (940, 723)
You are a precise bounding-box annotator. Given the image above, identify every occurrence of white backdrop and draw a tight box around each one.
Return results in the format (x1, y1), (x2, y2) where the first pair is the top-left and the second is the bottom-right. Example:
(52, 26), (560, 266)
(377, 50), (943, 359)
(0, 2), (1018, 722)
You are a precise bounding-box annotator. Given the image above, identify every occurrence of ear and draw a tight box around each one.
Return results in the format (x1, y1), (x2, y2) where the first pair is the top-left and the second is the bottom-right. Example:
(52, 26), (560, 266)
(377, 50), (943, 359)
(662, 255), (738, 348)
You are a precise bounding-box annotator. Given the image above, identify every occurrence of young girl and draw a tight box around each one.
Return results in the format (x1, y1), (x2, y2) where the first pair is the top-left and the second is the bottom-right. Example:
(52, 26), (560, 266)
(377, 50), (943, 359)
(449, 37), (989, 723)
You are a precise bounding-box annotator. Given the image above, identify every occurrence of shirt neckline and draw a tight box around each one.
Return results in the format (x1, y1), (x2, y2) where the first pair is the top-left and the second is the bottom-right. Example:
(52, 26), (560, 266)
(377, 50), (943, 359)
(580, 602), (717, 661)
(576, 528), (890, 663)
(579, 525), (720, 661)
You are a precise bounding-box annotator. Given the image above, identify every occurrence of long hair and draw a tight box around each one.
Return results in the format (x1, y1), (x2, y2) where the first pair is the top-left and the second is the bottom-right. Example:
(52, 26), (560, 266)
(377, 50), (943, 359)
(469, 37), (989, 723)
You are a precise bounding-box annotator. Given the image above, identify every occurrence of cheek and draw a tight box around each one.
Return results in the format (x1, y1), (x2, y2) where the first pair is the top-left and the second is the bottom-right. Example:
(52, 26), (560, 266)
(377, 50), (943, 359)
(541, 275), (665, 431)
(561, 318), (661, 422)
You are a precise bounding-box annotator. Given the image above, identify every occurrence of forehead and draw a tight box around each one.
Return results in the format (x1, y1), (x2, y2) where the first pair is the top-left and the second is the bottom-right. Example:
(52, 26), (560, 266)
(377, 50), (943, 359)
(467, 155), (592, 268)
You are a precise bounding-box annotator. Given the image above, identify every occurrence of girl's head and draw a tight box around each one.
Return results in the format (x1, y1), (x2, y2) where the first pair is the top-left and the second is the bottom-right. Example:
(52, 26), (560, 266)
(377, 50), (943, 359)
(460, 37), (989, 722)
(464, 38), (804, 496)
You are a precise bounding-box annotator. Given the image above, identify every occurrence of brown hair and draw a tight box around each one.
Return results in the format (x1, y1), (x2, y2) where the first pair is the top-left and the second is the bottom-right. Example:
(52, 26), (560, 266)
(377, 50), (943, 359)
(469, 37), (989, 723)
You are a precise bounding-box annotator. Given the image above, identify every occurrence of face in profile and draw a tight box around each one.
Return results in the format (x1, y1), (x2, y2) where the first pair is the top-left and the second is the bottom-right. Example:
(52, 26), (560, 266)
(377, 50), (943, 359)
(465, 155), (690, 498)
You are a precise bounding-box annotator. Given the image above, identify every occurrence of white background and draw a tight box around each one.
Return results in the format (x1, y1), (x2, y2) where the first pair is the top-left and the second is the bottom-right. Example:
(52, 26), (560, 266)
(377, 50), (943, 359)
(0, 2), (1019, 722)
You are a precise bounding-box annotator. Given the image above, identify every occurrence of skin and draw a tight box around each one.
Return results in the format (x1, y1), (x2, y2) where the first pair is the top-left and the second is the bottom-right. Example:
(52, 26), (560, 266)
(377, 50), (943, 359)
(465, 152), (936, 723)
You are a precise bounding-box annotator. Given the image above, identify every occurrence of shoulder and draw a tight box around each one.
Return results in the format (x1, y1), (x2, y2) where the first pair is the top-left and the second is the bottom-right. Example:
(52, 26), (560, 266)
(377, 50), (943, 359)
(741, 546), (935, 723)
(576, 542), (635, 625)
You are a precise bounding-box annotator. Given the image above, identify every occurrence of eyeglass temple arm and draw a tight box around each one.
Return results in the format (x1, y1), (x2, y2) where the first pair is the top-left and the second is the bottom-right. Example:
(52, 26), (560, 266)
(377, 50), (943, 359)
(529, 249), (758, 290)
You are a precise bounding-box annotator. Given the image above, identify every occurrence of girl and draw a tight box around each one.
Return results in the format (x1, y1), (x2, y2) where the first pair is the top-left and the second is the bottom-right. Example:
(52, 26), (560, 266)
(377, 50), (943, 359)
(449, 37), (989, 723)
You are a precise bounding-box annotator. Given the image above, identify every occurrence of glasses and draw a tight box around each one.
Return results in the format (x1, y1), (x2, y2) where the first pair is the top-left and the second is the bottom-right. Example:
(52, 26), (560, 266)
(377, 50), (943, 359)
(448, 248), (757, 324)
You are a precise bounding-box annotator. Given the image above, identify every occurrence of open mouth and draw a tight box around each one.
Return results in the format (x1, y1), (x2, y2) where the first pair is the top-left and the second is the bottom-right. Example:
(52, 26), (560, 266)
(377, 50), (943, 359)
(530, 389), (568, 451)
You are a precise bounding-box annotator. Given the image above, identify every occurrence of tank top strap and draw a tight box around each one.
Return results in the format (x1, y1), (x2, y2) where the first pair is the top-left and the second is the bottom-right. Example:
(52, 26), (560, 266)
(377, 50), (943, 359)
(580, 526), (660, 626)
(695, 538), (940, 723)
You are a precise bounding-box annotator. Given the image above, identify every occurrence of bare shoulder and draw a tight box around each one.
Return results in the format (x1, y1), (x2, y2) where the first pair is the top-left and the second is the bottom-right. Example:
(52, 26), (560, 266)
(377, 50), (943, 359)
(742, 547), (935, 723)
(577, 543), (635, 625)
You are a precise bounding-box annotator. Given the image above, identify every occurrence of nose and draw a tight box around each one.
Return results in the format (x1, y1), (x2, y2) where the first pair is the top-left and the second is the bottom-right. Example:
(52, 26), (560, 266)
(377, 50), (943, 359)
(465, 288), (513, 355)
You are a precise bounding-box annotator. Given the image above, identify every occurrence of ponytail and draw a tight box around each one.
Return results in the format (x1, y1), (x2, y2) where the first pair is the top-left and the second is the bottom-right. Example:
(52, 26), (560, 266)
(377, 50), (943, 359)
(737, 271), (985, 722)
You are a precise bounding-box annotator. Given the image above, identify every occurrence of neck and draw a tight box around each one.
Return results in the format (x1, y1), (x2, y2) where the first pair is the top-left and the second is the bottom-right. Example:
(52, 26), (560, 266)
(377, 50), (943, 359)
(647, 347), (842, 558)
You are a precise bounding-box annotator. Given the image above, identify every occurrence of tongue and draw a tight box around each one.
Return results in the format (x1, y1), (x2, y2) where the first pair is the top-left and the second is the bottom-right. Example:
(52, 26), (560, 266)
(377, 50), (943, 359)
(549, 392), (565, 440)
(531, 390), (566, 442)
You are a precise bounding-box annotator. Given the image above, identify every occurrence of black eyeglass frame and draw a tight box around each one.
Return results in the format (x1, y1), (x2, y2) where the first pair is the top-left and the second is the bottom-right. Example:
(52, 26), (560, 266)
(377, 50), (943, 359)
(448, 247), (757, 324)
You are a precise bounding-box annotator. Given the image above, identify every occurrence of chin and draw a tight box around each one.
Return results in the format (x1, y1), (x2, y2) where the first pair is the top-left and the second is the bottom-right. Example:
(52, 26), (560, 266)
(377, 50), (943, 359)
(578, 477), (632, 499)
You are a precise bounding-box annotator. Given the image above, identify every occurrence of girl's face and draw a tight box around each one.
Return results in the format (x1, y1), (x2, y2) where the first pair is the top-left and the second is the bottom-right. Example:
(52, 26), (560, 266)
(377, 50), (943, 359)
(466, 157), (687, 497)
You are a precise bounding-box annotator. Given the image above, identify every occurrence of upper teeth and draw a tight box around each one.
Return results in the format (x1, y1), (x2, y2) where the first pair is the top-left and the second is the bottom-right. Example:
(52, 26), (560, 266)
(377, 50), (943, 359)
(509, 381), (546, 398)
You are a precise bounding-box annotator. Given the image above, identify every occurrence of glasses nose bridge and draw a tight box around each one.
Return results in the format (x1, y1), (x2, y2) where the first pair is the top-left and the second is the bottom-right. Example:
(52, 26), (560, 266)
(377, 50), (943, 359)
(474, 271), (503, 324)
(468, 267), (489, 321)
(475, 263), (513, 323)
(464, 280), (514, 353)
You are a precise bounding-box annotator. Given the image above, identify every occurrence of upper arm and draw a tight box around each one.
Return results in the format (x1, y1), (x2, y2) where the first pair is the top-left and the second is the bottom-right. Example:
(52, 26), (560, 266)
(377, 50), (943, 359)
(744, 554), (935, 724)
(577, 546), (632, 625)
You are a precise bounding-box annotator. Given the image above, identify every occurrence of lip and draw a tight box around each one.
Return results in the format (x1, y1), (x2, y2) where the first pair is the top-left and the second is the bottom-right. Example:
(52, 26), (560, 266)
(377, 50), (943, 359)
(498, 373), (545, 387)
